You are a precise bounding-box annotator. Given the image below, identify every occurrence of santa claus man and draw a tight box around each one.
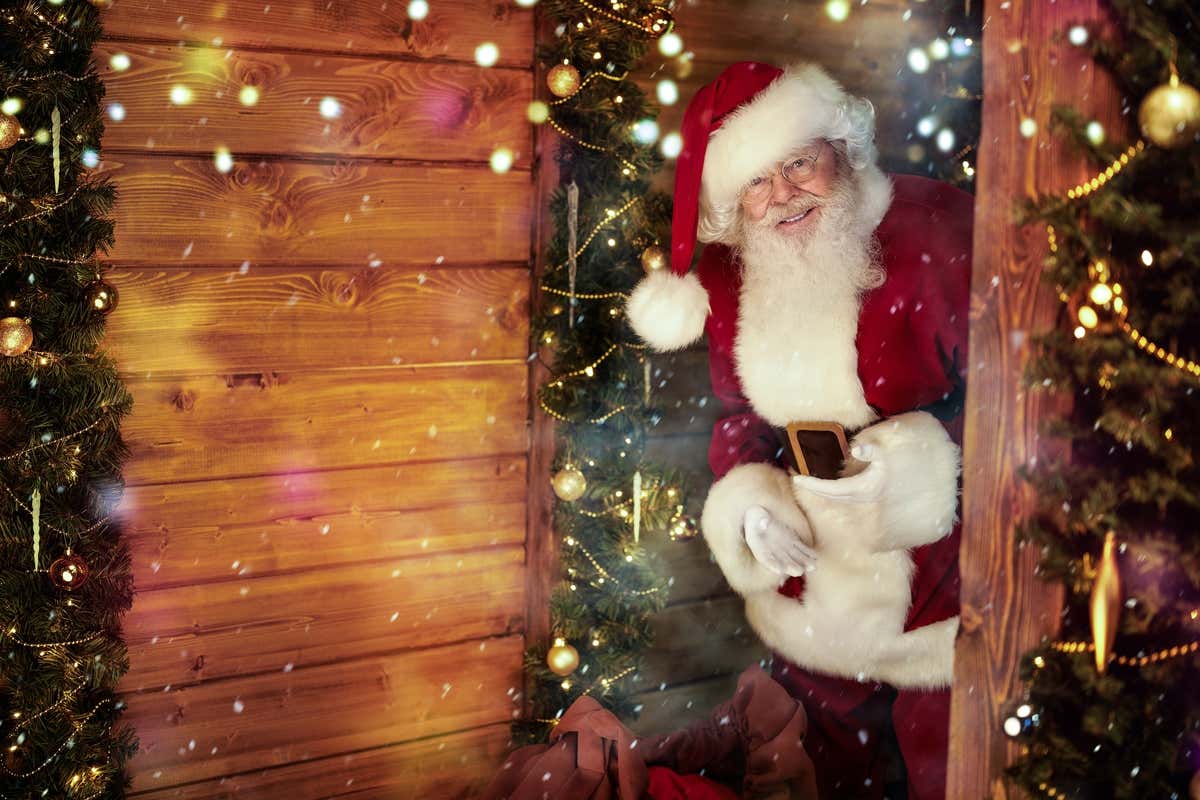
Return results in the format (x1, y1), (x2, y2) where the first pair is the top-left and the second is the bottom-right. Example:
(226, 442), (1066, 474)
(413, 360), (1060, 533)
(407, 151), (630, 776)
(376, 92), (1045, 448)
(626, 62), (972, 800)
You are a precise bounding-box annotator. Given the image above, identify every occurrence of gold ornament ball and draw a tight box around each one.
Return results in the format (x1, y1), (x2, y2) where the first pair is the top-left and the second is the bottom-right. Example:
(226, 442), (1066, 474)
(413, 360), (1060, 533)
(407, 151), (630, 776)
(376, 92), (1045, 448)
(547, 638), (580, 676)
(1138, 75), (1200, 149)
(49, 552), (90, 591)
(547, 63), (582, 99)
(641, 7), (674, 37)
(84, 279), (119, 314)
(0, 113), (20, 150)
(640, 245), (667, 273)
(552, 466), (587, 501)
(0, 317), (33, 357)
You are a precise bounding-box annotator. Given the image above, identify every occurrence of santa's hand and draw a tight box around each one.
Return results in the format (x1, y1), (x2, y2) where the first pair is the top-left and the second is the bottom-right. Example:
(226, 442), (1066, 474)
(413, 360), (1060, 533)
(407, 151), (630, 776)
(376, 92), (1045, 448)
(743, 505), (818, 577)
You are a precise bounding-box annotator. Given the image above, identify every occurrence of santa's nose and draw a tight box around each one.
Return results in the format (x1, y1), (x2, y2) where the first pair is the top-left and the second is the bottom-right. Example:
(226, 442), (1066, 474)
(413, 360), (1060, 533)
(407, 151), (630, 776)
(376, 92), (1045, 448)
(768, 171), (801, 205)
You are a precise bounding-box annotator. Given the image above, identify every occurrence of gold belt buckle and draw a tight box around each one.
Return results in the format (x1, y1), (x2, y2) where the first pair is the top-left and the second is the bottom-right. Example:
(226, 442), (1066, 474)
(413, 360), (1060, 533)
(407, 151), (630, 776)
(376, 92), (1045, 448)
(785, 421), (850, 479)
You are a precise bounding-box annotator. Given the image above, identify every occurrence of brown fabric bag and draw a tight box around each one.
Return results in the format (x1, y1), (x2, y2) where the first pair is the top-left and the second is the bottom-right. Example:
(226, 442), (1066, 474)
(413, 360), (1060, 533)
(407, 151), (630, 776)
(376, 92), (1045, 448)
(484, 665), (819, 800)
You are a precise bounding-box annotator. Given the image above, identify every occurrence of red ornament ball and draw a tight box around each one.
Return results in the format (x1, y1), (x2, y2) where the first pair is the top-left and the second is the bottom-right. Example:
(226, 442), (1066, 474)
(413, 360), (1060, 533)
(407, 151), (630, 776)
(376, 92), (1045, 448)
(49, 552), (90, 591)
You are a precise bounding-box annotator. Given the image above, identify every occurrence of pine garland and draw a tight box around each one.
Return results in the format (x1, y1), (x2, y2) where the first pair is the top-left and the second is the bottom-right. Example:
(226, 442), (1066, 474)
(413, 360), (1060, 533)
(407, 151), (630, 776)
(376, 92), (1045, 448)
(0, 2), (137, 797)
(1007, 1), (1199, 796)
(516, 0), (689, 743)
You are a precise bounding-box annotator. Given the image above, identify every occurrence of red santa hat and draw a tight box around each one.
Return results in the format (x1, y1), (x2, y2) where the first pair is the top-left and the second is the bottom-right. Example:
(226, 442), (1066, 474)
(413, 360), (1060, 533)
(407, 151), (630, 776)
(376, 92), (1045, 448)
(626, 62), (892, 352)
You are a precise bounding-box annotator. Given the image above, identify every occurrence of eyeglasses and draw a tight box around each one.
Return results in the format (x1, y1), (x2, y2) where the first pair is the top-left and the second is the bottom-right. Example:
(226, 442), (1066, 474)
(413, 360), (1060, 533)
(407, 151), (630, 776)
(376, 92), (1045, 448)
(740, 142), (825, 204)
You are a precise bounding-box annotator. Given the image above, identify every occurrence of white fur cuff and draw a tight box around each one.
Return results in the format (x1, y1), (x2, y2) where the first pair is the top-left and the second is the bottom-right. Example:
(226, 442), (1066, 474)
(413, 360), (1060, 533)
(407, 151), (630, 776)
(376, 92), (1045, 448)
(625, 270), (709, 352)
(849, 411), (961, 551)
(701, 463), (810, 596)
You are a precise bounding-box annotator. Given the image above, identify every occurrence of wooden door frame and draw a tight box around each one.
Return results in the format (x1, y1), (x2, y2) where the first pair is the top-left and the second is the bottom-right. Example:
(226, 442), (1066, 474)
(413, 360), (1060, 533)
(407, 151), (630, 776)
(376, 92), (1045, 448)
(948, 1), (1123, 795)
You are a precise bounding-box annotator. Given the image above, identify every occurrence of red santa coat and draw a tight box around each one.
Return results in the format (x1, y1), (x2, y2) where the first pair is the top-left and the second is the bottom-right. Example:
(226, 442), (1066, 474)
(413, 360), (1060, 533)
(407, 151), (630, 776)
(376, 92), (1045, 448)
(696, 174), (972, 800)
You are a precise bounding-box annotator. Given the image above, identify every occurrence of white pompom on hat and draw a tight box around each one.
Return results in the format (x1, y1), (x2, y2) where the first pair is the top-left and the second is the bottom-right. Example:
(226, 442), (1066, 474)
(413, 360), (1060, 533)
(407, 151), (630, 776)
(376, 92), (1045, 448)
(626, 61), (886, 352)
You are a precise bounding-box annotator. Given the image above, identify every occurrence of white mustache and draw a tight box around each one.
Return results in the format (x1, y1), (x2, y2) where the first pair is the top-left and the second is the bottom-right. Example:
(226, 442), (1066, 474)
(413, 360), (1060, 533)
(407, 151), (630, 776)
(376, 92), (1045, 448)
(760, 200), (822, 227)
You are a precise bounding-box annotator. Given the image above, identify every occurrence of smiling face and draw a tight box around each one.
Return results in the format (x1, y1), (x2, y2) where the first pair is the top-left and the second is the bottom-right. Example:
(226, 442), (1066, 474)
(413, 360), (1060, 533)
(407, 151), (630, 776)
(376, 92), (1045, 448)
(738, 139), (843, 241)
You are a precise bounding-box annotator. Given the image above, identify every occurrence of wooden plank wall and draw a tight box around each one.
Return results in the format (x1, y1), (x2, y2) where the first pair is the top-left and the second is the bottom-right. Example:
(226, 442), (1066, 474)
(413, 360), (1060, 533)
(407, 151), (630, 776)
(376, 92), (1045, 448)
(948, 0), (1121, 795)
(627, 0), (951, 732)
(98, 2), (535, 797)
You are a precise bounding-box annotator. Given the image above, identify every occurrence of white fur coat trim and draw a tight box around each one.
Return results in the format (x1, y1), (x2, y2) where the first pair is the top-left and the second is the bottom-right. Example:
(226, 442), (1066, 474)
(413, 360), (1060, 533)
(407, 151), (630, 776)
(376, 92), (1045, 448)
(700, 462), (811, 596)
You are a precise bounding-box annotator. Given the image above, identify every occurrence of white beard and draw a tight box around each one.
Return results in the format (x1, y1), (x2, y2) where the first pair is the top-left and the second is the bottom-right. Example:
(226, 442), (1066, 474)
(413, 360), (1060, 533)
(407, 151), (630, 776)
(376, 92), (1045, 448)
(732, 171), (884, 429)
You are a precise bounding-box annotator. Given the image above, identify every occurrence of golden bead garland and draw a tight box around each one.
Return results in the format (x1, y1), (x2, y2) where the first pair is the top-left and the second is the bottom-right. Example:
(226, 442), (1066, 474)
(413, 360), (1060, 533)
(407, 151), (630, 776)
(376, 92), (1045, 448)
(1065, 141), (1144, 200)
(1048, 638), (1199, 667)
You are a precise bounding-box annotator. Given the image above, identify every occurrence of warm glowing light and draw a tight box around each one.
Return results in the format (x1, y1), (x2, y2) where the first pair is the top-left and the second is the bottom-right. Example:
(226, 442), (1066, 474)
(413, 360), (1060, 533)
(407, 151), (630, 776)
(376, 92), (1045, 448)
(1, 97), (23, 115)
(660, 132), (682, 158)
(239, 85), (260, 106)
(907, 48), (930, 74)
(1019, 117), (1037, 138)
(929, 38), (950, 60)
(825, 0), (850, 22)
(656, 79), (679, 106)
(475, 42), (500, 67)
(169, 85), (194, 105)
(1085, 121), (1104, 145)
(319, 96), (342, 119)
(407, 0), (429, 19)
(658, 32), (683, 57)
(1141, 249), (1153, 267)
(1077, 305), (1099, 329)
(109, 53), (131, 71)
(214, 147), (234, 173)
(1068, 25), (1088, 46)
(489, 147), (514, 173)
(1088, 283), (1113, 304)
(916, 115), (937, 137)
(526, 101), (549, 124)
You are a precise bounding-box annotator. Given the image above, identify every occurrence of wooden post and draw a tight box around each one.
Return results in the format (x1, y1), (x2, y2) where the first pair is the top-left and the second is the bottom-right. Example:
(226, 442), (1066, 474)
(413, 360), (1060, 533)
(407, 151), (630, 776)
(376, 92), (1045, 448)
(948, 1), (1123, 796)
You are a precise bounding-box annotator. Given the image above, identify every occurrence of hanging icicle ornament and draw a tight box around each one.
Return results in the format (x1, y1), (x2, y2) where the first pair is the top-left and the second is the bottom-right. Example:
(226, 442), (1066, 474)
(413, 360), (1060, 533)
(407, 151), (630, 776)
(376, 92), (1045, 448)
(31, 487), (40, 571)
(632, 470), (642, 543)
(1090, 531), (1122, 673)
(51, 105), (61, 192)
(566, 181), (579, 328)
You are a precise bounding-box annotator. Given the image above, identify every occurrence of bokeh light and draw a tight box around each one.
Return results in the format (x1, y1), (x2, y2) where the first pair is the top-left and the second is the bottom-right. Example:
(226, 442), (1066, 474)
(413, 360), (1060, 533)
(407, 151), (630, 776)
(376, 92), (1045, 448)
(929, 38), (950, 60)
(407, 0), (429, 19)
(526, 101), (549, 124)
(907, 48), (930, 74)
(632, 119), (659, 145)
(935, 128), (956, 153)
(656, 79), (679, 106)
(1068, 25), (1088, 46)
(319, 96), (342, 119)
(1019, 117), (1037, 138)
(475, 42), (500, 68)
(489, 147), (514, 174)
(214, 147), (234, 173)
(107, 103), (125, 121)
(109, 53), (131, 71)
(81, 149), (99, 168)
(658, 32), (683, 57)
(825, 0), (850, 22)
(916, 116), (937, 137)
(660, 132), (682, 158)
(1085, 120), (1104, 145)
(169, 85), (193, 105)
(1, 97), (23, 115)
(239, 86), (260, 106)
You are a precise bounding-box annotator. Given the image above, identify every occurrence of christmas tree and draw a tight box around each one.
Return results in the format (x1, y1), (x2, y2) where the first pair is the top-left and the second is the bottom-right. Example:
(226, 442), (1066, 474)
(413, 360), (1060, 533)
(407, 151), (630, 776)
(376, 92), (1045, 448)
(517, 0), (692, 742)
(0, 1), (137, 797)
(1007, 1), (1200, 797)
